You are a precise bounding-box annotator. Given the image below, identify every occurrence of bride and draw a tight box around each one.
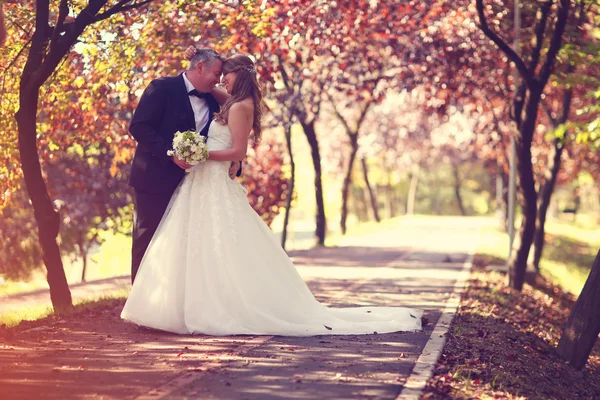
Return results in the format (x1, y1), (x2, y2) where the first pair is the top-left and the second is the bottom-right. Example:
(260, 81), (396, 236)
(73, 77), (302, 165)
(121, 53), (423, 336)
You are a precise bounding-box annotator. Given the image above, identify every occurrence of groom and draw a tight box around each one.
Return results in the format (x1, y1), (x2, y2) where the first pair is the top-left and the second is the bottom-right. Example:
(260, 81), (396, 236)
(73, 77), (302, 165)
(128, 48), (236, 283)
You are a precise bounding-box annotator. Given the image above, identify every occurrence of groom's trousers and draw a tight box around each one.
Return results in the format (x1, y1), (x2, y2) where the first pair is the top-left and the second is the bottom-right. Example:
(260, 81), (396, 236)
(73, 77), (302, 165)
(131, 188), (174, 284)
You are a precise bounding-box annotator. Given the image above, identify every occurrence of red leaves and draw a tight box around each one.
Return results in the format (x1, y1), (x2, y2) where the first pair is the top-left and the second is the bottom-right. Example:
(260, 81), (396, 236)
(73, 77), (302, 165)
(241, 137), (289, 227)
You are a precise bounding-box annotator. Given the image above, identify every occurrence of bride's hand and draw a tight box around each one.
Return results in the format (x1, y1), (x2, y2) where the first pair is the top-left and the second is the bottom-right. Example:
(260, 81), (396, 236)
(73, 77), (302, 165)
(228, 161), (241, 180)
(183, 45), (197, 61)
(172, 155), (192, 170)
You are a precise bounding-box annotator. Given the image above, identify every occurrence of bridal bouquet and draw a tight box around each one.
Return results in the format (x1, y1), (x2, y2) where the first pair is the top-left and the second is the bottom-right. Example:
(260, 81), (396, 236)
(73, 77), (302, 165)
(167, 130), (209, 170)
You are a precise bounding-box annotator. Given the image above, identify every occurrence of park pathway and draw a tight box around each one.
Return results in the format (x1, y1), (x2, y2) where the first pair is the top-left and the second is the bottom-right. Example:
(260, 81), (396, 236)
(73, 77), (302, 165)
(0, 216), (489, 399)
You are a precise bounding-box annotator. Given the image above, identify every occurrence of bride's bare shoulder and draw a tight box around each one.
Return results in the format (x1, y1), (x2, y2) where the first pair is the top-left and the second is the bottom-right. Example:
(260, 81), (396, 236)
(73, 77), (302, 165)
(230, 99), (254, 116)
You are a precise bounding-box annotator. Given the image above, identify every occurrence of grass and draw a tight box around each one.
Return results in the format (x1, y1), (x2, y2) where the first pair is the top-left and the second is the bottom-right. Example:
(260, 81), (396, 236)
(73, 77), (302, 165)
(0, 289), (129, 329)
(0, 231), (132, 297)
(474, 215), (600, 295)
(0, 304), (54, 329)
(0, 269), (51, 297)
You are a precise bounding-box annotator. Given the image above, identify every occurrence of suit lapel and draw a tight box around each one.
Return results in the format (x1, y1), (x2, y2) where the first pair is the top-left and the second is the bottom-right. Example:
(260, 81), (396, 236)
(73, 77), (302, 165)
(177, 73), (196, 131)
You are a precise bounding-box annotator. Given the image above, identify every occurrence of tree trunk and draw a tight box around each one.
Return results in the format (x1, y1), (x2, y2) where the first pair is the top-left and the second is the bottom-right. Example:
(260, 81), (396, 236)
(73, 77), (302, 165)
(361, 188), (371, 220)
(508, 92), (541, 291)
(406, 165), (420, 215)
(386, 168), (396, 218)
(501, 167), (510, 232)
(495, 162), (508, 231)
(432, 179), (441, 215)
(81, 250), (88, 282)
(556, 250), (600, 370)
(533, 87), (572, 271)
(340, 136), (358, 234)
(388, 184), (396, 218)
(11, 0), (158, 313)
(16, 88), (72, 311)
(452, 160), (466, 216)
(384, 182), (396, 218)
(533, 138), (564, 272)
(300, 120), (326, 246)
(475, 0), (570, 291)
(281, 122), (295, 250)
(361, 157), (380, 223)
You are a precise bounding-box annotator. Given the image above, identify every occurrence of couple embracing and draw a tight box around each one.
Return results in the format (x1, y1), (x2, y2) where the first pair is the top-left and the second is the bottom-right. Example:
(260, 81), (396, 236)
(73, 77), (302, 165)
(121, 46), (423, 336)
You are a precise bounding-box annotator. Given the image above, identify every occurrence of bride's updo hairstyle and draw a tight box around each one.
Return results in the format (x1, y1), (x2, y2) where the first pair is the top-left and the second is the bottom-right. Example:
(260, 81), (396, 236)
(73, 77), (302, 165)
(214, 55), (263, 141)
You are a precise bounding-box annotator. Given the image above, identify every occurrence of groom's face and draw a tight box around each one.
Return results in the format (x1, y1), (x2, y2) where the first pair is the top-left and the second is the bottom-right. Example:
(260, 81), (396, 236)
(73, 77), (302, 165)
(196, 59), (223, 92)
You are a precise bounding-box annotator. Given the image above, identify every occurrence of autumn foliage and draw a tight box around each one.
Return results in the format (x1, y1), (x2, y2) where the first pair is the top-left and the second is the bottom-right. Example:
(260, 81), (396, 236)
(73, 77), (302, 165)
(0, 1), (598, 315)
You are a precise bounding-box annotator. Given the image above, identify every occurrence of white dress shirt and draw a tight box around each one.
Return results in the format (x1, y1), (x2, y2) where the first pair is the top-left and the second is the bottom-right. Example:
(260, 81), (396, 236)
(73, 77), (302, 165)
(182, 73), (210, 133)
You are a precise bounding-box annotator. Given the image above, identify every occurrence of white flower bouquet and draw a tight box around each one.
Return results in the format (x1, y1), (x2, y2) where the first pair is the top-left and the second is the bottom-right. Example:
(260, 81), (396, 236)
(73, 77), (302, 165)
(167, 130), (209, 171)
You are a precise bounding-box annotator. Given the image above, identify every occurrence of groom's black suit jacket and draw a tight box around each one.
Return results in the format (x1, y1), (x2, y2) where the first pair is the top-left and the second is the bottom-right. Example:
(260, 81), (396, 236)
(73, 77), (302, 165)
(128, 74), (220, 194)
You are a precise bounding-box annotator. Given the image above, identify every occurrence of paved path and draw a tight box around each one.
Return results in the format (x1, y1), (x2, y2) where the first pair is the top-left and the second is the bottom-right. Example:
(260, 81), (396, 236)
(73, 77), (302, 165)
(0, 216), (488, 399)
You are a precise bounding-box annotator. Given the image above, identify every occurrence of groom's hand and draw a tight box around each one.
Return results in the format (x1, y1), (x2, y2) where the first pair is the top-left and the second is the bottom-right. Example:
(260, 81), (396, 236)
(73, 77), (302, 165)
(172, 156), (192, 170)
(228, 161), (240, 180)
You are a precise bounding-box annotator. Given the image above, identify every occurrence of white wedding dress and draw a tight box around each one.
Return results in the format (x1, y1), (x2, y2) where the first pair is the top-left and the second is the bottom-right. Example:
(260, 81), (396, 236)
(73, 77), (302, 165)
(121, 121), (423, 336)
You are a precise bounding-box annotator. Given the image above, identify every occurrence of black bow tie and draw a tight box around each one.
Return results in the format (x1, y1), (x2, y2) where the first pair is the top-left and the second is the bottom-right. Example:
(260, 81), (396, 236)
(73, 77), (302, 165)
(188, 89), (211, 100)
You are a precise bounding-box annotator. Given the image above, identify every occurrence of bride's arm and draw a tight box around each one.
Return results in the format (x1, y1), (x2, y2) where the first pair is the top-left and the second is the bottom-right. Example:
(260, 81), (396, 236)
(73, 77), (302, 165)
(183, 45), (197, 61)
(207, 102), (252, 161)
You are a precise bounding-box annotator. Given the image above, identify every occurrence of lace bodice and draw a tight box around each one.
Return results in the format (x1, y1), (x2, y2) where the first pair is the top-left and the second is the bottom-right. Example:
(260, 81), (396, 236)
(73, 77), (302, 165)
(206, 121), (232, 151)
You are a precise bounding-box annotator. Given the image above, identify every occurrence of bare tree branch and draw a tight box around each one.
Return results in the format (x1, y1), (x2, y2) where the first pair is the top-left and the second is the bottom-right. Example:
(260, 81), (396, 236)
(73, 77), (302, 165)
(277, 54), (293, 94)
(49, 0), (69, 58)
(327, 92), (353, 135)
(541, 98), (558, 126)
(475, 0), (534, 89)
(95, 0), (156, 22)
(23, 0), (52, 90)
(538, 0), (571, 86)
(511, 81), (527, 126)
(356, 101), (372, 132)
(528, 1), (552, 73)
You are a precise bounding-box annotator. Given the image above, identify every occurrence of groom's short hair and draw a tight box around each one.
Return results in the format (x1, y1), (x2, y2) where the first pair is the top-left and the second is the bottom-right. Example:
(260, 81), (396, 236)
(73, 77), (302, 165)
(188, 48), (222, 70)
